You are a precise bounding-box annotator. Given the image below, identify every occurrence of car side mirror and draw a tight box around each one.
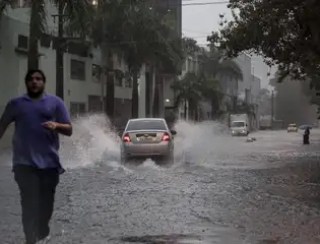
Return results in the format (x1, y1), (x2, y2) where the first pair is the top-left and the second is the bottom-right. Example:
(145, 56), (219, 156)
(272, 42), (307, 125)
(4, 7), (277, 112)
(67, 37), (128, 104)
(171, 130), (177, 135)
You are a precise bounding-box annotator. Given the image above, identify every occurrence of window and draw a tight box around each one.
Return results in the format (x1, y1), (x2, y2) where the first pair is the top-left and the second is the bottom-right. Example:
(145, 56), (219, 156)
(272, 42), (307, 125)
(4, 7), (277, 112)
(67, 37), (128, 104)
(114, 72), (123, 87)
(70, 102), (86, 116)
(115, 76), (122, 87)
(127, 119), (167, 131)
(92, 64), (101, 83)
(12, 0), (31, 8)
(124, 73), (132, 88)
(18, 35), (28, 49)
(71, 59), (86, 80)
(88, 95), (104, 112)
(40, 34), (51, 48)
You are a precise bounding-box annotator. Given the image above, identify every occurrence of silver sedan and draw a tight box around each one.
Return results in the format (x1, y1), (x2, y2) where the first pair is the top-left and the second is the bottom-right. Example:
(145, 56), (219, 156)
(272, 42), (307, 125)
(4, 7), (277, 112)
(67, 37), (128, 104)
(120, 118), (176, 164)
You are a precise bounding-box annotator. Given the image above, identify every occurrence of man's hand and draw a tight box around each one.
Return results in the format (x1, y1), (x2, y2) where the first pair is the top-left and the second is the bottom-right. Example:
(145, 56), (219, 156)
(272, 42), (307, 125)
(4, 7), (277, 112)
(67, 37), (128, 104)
(42, 121), (58, 131)
(42, 121), (72, 136)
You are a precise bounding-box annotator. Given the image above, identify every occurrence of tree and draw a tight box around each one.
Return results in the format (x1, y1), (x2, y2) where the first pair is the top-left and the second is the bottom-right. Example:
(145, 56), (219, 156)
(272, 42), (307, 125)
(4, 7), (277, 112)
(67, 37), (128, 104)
(258, 88), (272, 116)
(200, 47), (242, 83)
(208, 0), (320, 85)
(270, 75), (319, 125)
(172, 72), (203, 119)
(198, 74), (223, 119)
(200, 47), (242, 116)
(174, 38), (243, 121)
(182, 37), (200, 56)
(89, 0), (183, 118)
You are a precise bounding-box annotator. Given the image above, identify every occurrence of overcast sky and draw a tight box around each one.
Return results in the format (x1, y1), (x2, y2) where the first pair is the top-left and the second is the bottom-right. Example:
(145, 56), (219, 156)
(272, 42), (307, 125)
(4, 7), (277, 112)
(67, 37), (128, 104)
(182, 0), (277, 89)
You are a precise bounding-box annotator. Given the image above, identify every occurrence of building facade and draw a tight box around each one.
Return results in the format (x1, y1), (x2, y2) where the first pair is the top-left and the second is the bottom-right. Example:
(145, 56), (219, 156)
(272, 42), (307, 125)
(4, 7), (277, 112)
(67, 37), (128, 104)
(234, 54), (261, 130)
(0, 1), (149, 147)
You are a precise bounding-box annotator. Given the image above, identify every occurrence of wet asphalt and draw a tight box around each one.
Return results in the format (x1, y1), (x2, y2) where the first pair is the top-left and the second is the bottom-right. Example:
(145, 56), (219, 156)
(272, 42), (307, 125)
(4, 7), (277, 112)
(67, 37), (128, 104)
(1, 125), (320, 244)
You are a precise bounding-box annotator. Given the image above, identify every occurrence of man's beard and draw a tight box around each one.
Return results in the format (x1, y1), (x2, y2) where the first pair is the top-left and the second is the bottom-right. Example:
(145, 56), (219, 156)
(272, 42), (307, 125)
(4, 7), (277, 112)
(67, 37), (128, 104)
(27, 88), (44, 98)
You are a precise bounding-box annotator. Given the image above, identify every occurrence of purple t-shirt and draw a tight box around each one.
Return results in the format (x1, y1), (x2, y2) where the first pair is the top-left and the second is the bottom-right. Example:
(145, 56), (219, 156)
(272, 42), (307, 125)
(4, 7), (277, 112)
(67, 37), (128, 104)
(1, 94), (71, 172)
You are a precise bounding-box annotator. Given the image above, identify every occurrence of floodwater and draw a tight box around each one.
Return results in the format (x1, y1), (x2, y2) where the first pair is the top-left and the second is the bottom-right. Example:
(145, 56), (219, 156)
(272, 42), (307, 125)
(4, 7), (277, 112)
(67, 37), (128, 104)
(1, 114), (320, 243)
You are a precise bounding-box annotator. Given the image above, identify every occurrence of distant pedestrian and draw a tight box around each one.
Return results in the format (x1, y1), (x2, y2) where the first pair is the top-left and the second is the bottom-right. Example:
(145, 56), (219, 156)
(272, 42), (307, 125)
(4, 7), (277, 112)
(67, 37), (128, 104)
(0, 69), (72, 244)
(303, 127), (310, 145)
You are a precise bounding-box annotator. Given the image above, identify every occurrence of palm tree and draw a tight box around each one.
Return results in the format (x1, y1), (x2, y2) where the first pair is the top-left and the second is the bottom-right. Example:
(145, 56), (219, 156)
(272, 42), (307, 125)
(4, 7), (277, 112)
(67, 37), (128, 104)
(89, 0), (183, 119)
(173, 38), (243, 121)
(199, 48), (243, 117)
(172, 72), (203, 119)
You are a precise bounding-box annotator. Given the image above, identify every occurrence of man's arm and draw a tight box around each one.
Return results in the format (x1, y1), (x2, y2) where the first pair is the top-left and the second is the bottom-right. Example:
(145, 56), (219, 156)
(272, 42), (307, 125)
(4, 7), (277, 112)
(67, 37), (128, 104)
(42, 121), (72, 136)
(42, 98), (72, 137)
(0, 101), (14, 139)
(56, 123), (72, 136)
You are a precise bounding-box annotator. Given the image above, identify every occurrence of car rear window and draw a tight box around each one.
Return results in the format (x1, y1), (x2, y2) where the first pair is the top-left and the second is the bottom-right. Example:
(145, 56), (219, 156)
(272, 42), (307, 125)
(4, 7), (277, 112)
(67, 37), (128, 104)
(126, 120), (167, 131)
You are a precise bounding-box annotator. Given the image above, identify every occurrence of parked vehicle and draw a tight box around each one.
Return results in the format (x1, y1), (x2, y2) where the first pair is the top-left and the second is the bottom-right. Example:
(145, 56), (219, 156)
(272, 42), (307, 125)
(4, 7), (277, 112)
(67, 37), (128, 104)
(287, 123), (298, 132)
(230, 114), (250, 136)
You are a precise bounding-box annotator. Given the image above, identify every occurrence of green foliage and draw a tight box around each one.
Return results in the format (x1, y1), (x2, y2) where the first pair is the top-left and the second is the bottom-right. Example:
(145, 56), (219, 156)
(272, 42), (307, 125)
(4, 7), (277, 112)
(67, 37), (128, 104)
(89, 0), (183, 75)
(182, 37), (200, 57)
(88, 0), (184, 117)
(172, 72), (203, 107)
(209, 0), (320, 84)
(200, 47), (243, 81)
(173, 38), (243, 118)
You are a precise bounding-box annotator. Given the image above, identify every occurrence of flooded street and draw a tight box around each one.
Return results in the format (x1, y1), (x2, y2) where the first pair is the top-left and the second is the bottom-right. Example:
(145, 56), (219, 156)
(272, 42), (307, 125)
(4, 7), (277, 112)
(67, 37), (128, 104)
(1, 117), (320, 244)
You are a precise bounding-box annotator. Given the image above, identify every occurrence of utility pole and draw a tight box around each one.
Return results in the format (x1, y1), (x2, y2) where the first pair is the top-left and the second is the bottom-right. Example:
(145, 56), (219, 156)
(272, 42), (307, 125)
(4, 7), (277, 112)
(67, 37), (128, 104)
(52, 1), (67, 100)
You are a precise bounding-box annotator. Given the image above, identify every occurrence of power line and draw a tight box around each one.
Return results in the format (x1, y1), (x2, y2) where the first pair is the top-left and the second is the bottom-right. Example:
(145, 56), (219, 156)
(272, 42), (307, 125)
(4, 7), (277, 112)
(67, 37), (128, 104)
(93, 1), (229, 8)
(181, 1), (229, 6)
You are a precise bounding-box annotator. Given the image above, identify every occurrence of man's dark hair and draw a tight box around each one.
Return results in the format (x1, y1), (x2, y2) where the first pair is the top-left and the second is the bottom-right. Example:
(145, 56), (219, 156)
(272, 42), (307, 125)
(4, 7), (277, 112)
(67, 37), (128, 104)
(25, 69), (46, 83)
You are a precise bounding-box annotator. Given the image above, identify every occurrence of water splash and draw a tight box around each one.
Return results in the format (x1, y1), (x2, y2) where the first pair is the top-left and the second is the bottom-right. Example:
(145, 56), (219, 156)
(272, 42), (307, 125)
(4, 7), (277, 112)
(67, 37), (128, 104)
(58, 115), (283, 171)
(60, 113), (120, 169)
(173, 120), (242, 167)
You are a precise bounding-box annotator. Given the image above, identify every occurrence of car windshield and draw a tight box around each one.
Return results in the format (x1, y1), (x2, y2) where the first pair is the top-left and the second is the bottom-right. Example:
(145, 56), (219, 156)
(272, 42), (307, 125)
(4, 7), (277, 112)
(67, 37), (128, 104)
(231, 122), (245, 127)
(289, 124), (296, 127)
(126, 120), (167, 131)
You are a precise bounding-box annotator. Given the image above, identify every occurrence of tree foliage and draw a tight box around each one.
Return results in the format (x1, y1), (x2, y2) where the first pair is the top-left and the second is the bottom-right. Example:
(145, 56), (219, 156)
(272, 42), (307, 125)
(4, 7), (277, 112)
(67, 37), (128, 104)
(89, 0), (183, 118)
(173, 38), (242, 119)
(208, 0), (320, 85)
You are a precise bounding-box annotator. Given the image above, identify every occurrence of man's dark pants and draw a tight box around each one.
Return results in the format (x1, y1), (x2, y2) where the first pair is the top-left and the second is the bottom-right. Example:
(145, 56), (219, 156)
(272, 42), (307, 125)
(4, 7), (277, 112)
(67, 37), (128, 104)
(13, 165), (59, 244)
